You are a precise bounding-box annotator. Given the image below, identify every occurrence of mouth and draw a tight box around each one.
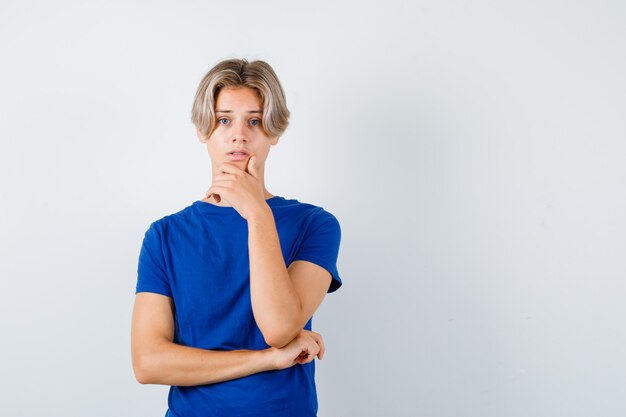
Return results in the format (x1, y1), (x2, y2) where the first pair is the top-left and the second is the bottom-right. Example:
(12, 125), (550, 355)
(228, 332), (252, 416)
(228, 150), (249, 161)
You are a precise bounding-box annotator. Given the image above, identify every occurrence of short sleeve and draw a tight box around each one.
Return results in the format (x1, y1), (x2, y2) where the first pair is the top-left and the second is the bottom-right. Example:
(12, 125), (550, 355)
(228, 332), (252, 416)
(135, 222), (172, 297)
(292, 209), (343, 293)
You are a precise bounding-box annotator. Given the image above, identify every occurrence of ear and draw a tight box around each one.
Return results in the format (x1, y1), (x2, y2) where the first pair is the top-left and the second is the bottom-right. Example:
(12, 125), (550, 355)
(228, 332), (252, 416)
(270, 136), (280, 146)
(196, 127), (209, 143)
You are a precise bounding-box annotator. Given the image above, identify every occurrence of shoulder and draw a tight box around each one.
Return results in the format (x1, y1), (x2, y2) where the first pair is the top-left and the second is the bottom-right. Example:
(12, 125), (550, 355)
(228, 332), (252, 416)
(274, 196), (340, 224)
(274, 197), (341, 238)
(142, 202), (198, 238)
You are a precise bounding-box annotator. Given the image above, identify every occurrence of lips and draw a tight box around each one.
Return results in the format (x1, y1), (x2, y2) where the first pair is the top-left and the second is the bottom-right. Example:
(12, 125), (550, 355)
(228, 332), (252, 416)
(228, 150), (249, 156)
(228, 150), (249, 161)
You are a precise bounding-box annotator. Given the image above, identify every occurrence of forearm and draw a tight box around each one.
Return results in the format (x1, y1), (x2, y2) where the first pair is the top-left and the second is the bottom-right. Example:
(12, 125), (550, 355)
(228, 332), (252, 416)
(248, 206), (303, 347)
(135, 341), (274, 386)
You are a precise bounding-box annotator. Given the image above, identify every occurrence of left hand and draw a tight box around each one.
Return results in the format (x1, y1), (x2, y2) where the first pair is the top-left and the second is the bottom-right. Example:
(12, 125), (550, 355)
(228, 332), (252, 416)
(205, 156), (268, 220)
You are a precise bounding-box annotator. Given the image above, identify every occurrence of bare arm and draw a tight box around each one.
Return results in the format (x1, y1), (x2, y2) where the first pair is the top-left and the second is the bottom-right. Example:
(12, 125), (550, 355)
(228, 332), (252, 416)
(247, 208), (332, 348)
(205, 161), (335, 349)
(131, 292), (276, 386)
(131, 292), (327, 386)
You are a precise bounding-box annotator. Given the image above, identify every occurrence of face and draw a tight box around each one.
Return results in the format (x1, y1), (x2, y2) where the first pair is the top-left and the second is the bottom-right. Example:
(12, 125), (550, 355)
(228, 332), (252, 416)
(197, 86), (279, 177)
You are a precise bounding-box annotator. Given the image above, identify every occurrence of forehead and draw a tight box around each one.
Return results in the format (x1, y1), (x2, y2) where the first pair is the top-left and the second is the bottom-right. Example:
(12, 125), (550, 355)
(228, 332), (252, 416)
(215, 86), (262, 111)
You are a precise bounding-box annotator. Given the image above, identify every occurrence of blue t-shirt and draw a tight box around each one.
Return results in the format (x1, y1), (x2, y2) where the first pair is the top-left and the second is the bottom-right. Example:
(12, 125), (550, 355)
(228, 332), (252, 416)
(135, 196), (342, 417)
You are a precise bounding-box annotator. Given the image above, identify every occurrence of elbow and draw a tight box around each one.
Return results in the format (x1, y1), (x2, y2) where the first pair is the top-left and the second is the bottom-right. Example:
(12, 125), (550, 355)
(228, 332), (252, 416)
(134, 369), (151, 385)
(263, 334), (291, 349)
(135, 372), (151, 385)
(261, 323), (301, 349)
(132, 338), (173, 385)
(256, 307), (306, 348)
(132, 353), (157, 385)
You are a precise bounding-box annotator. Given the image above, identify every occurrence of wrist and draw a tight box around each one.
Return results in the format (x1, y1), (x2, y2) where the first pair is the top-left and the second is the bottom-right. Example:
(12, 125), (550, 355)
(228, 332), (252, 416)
(262, 347), (280, 371)
(247, 203), (273, 224)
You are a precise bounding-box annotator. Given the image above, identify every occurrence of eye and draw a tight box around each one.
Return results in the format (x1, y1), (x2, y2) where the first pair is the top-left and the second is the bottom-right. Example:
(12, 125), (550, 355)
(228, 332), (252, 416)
(249, 119), (261, 126)
(218, 117), (230, 125)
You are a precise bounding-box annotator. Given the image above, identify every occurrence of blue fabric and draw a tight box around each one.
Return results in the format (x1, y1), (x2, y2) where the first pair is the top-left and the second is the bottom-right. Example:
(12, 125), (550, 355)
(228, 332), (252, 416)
(135, 196), (342, 417)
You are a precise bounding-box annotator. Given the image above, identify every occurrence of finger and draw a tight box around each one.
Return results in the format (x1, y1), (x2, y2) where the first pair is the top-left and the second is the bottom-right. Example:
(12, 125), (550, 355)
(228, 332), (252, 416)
(305, 338), (320, 357)
(213, 173), (230, 180)
(315, 334), (325, 360)
(294, 349), (308, 365)
(301, 350), (316, 365)
(214, 172), (239, 182)
(218, 163), (244, 175)
(206, 184), (228, 195)
(296, 350), (314, 365)
(212, 177), (236, 185)
(311, 333), (324, 359)
(307, 332), (324, 360)
(246, 155), (258, 178)
(206, 185), (227, 202)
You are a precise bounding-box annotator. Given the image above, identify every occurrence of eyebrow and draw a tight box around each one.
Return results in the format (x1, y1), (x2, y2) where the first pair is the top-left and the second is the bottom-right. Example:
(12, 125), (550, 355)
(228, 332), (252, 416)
(215, 110), (262, 113)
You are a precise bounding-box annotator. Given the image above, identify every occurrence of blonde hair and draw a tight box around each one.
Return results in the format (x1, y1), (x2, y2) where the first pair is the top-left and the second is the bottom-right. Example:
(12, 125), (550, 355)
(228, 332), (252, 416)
(191, 58), (290, 139)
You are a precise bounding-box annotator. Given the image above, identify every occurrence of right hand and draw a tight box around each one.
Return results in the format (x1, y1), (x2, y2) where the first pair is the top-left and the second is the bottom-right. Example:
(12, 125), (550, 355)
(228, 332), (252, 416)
(268, 330), (325, 370)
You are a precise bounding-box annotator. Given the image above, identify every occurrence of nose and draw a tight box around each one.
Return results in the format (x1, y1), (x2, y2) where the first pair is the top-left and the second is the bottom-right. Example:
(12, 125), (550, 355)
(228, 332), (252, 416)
(231, 121), (248, 144)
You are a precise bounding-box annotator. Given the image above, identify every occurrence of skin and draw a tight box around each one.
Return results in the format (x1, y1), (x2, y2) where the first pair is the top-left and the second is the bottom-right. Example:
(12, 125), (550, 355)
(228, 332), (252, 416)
(131, 86), (333, 386)
(198, 85), (277, 211)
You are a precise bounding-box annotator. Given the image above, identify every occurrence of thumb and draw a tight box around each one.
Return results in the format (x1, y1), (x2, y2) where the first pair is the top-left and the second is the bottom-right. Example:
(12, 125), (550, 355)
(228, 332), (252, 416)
(247, 155), (258, 177)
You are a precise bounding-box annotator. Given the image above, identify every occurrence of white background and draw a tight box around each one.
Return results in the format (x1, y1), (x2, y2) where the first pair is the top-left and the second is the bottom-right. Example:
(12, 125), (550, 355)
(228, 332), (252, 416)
(1, 1), (625, 416)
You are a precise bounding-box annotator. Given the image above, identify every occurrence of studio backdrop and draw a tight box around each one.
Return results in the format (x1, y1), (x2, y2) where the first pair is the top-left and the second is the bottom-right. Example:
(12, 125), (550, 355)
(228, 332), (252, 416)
(1, 1), (625, 416)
